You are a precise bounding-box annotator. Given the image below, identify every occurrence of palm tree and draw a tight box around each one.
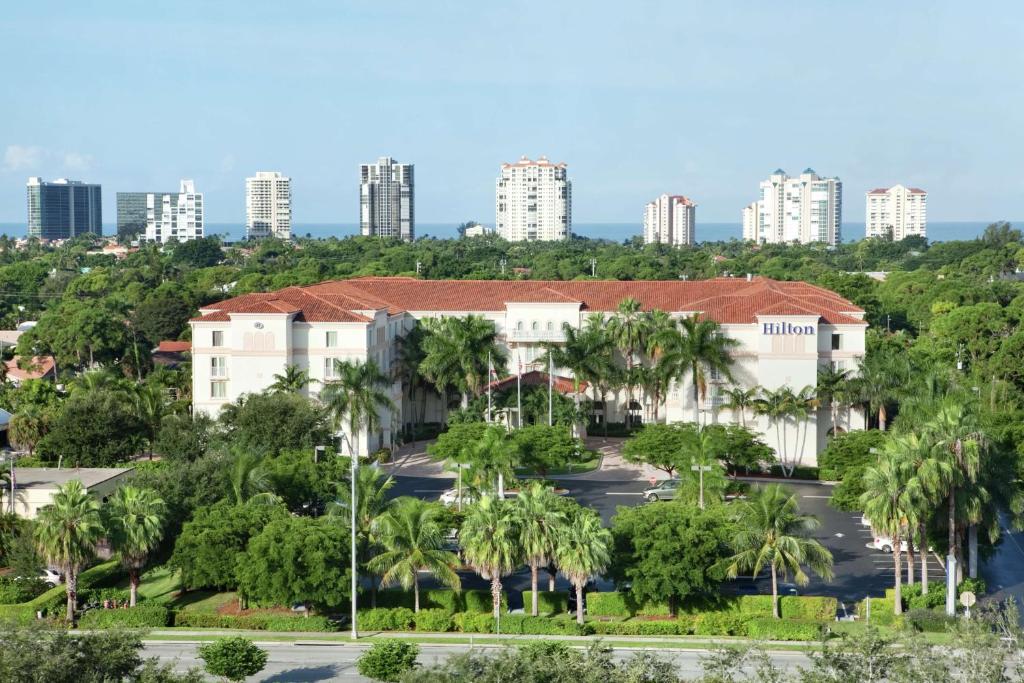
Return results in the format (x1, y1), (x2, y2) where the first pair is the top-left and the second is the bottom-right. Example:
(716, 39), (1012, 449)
(855, 352), (909, 431)
(755, 387), (794, 475)
(722, 386), (760, 428)
(788, 385), (820, 471)
(670, 314), (739, 424)
(540, 324), (600, 432)
(270, 364), (313, 394)
(644, 309), (680, 423)
(555, 507), (612, 625)
(606, 298), (649, 429)
(105, 485), (166, 606)
(229, 450), (282, 505)
(513, 482), (567, 616)
(455, 426), (518, 498)
(816, 365), (852, 438)
(722, 484), (834, 618)
(368, 497), (461, 613)
(321, 358), (395, 457)
(460, 495), (521, 620)
(420, 316), (506, 409)
(34, 480), (105, 621)
(8, 405), (48, 456)
(896, 432), (952, 595)
(329, 466), (396, 606)
(133, 383), (167, 458)
(392, 326), (429, 431)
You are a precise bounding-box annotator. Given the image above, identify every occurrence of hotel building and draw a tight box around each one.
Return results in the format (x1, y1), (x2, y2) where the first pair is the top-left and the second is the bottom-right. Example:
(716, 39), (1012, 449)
(360, 157), (414, 241)
(144, 180), (204, 244)
(496, 156), (571, 242)
(246, 171), (292, 240)
(26, 177), (102, 240)
(190, 276), (866, 465)
(643, 194), (696, 246)
(742, 169), (842, 246)
(865, 185), (927, 240)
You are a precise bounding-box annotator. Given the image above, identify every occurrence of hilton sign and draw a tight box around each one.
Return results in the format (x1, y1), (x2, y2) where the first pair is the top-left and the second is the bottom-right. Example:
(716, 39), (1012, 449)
(762, 322), (816, 335)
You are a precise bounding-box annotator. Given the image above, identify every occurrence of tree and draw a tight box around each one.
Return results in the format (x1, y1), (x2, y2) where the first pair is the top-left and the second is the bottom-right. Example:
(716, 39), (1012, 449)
(512, 482), (567, 616)
(171, 237), (223, 269)
(704, 423), (776, 474)
(133, 383), (167, 458)
(221, 390), (330, 457)
(426, 421), (489, 462)
(541, 324), (603, 429)
(198, 637), (268, 682)
(328, 465), (395, 603)
(722, 484), (834, 618)
(131, 286), (194, 347)
(453, 425), (519, 496)
(855, 350), (909, 431)
(621, 423), (691, 478)
(153, 412), (214, 462)
(104, 485), (166, 607)
(722, 386), (760, 428)
(269, 364), (313, 394)
(817, 364), (853, 437)
(669, 314), (739, 423)
(321, 358), (395, 456)
(819, 430), (886, 510)
(420, 315), (507, 409)
(460, 495), (521, 620)
(170, 501), (286, 590)
(357, 639), (420, 682)
(368, 497), (461, 612)
(7, 405), (48, 455)
(34, 480), (105, 621)
(606, 298), (649, 429)
(236, 516), (352, 609)
(38, 389), (144, 466)
(555, 506), (612, 625)
(228, 449), (282, 505)
(755, 386), (819, 477)
(610, 502), (733, 615)
(510, 424), (586, 477)
(392, 326), (430, 431)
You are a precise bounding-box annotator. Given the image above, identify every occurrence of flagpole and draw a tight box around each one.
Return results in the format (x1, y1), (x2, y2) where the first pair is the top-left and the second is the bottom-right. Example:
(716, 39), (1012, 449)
(548, 354), (553, 426)
(487, 352), (492, 424)
(517, 350), (522, 430)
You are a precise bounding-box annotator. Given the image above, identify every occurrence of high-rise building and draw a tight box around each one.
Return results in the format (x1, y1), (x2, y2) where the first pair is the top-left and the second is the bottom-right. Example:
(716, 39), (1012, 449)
(245, 171), (292, 240)
(741, 169), (842, 245)
(145, 180), (204, 244)
(496, 156), (571, 242)
(117, 191), (174, 240)
(360, 157), (414, 240)
(26, 177), (102, 240)
(865, 185), (927, 240)
(643, 194), (696, 246)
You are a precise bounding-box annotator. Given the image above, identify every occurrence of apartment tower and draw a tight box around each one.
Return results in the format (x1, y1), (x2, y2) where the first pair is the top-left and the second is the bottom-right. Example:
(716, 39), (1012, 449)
(26, 177), (102, 239)
(144, 180), (204, 243)
(495, 156), (571, 242)
(360, 157), (414, 241)
(643, 194), (696, 246)
(865, 185), (927, 240)
(246, 171), (292, 240)
(742, 169), (842, 245)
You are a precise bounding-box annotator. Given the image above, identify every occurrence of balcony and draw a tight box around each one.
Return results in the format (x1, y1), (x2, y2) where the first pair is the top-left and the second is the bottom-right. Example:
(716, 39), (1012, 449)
(506, 329), (567, 343)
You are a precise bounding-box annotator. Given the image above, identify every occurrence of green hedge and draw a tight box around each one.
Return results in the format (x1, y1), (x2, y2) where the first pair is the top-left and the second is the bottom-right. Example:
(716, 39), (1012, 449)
(905, 609), (954, 633)
(0, 604), (37, 625)
(358, 608), (416, 631)
(454, 612), (588, 635)
(0, 561), (123, 623)
(463, 589), (507, 614)
(746, 618), (824, 641)
(413, 609), (454, 633)
(520, 591), (568, 616)
(372, 589), (464, 614)
(172, 611), (339, 631)
(584, 591), (669, 617)
(0, 578), (48, 605)
(859, 597), (901, 627)
(590, 619), (683, 636)
(78, 606), (171, 629)
(691, 612), (752, 636)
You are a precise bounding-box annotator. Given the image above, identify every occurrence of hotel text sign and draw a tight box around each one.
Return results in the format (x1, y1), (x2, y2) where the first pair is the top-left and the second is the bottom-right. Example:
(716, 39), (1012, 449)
(762, 322), (816, 335)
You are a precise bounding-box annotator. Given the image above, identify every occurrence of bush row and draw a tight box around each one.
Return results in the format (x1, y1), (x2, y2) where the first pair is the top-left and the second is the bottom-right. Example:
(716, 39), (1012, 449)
(521, 591), (569, 616)
(78, 606), (172, 629)
(172, 611), (339, 632)
(737, 595), (838, 621)
(371, 589), (508, 614)
(0, 561), (124, 623)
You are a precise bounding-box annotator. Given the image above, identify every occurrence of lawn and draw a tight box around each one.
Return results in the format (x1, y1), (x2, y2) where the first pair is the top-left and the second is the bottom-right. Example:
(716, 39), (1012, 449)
(122, 565), (237, 612)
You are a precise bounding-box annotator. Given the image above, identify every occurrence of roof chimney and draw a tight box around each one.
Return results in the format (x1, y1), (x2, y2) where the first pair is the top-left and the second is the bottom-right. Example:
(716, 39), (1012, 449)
(746, 273), (753, 282)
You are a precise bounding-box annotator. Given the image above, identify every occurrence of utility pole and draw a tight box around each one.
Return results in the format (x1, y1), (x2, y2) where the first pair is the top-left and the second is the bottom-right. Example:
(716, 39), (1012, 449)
(415, 261), (422, 276)
(590, 258), (597, 277)
(691, 461), (712, 509)
(500, 259), (507, 276)
(337, 431), (359, 641)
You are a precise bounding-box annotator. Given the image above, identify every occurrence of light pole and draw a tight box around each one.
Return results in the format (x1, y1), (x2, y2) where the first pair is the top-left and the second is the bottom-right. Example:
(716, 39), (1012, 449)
(691, 461), (712, 510)
(337, 430), (358, 641)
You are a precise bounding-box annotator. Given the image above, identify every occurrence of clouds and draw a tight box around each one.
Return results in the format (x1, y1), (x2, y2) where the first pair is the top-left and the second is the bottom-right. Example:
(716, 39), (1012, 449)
(2, 144), (93, 174)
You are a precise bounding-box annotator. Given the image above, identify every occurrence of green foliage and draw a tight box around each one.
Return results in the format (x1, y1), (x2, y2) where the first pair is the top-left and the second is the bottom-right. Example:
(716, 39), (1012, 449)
(520, 591), (568, 616)
(622, 423), (692, 477)
(737, 595), (838, 620)
(356, 639), (420, 682)
(236, 515), (351, 609)
(0, 577), (48, 604)
(221, 391), (330, 457)
(421, 589), (463, 614)
(426, 421), (489, 462)
(585, 591), (633, 617)
(77, 605), (171, 628)
(171, 237), (224, 269)
(198, 636), (268, 682)
(172, 611), (338, 631)
(589, 619), (684, 636)
(745, 617), (824, 640)
(816, 430), (886, 481)
(859, 596), (900, 626)
(463, 589), (508, 613)
(413, 608), (454, 632)
(359, 607), (416, 631)
(904, 608), (955, 633)
(691, 611), (753, 636)
(37, 389), (144, 466)
(705, 423), (777, 471)
(510, 424), (587, 475)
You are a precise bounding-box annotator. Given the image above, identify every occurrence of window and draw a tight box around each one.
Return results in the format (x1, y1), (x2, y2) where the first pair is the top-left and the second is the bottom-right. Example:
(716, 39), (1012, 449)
(546, 321), (554, 331)
(212, 330), (224, 347)
(531, 321), (539, 331)
(516, 321), (523, 331)
(831, 333), (841, 350)
(210, 381), (227, 399)
(210, 357), (227, 378)
(326, 331), (338, 348)
(324, 357), (340, 379)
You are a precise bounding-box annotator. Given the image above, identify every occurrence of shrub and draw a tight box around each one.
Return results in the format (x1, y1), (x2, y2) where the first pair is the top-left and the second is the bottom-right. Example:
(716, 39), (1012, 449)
(585, 591), (632, 617)
(692, 611), (751, 636)
(358, 607), (415, 631)
(172, 611), (338, 631)
(494, 615), (590, 635)
(905, 608), (955, 633)
(781, 596), (838, 621)
(0, 604), (36, 625)
(356, 639), (419, 682)
(463, 589), (507, 613)
(859, 597), (899, 626)
(737, 595), (775, 615)
(520, 591), (569, 616)
(0, 578), (48, 605)
(959, 577), (987, 596)
(199, 637), (268, 682)
(590, 619), (683, 636)
(78, 606), (171, 629)
(422, 589), (463, 614)
(374, 590), (415, 609)
(453, 612), (494, 633)
(817, 430), (885, 481)
(746, 618), (824, 641)
(414, 609), (453, 633)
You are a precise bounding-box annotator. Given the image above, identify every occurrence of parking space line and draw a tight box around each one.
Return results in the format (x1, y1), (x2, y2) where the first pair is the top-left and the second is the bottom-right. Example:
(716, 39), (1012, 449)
(606, 492), (643, 496)
(801, 495), (831, 499)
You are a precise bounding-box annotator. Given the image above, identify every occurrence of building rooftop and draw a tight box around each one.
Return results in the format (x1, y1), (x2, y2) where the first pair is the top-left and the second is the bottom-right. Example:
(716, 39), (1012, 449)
(194, 276), (866, 326)
(11, 468), (132, 490)
(5, 356), (55, 382)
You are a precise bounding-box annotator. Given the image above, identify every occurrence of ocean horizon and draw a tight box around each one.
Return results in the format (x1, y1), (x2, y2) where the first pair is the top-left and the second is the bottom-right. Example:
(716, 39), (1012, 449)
(0, 220), (1012, 244)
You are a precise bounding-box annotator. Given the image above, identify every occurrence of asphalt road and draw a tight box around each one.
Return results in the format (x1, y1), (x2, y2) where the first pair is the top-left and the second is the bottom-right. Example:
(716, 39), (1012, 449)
(143, 640), (811, 682)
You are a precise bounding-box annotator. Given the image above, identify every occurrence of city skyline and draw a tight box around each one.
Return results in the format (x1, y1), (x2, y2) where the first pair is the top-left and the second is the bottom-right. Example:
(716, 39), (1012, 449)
(2, 3), (1021, 226)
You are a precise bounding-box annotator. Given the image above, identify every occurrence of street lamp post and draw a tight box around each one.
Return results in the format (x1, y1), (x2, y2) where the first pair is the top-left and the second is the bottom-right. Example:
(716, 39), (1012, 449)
(337, 431), (358, 641)
(691, 461), (712, 510)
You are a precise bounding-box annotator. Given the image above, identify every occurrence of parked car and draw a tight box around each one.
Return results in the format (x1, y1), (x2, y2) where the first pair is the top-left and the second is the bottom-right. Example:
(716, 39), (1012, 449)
(39, 568), (62, 586)
(643, 478), (681, 502)
(866, 535), (909, 553)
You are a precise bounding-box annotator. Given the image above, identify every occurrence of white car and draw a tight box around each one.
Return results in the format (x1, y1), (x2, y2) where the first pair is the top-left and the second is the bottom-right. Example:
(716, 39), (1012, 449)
(438, 489), (477, 507)
(866, 536), (909, 553)
(39, 568), (62, 586)
(860, 515), (873, 528)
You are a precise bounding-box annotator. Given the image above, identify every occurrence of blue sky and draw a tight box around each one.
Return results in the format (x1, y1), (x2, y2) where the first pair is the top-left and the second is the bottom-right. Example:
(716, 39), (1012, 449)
(1, 1), (1021, 225)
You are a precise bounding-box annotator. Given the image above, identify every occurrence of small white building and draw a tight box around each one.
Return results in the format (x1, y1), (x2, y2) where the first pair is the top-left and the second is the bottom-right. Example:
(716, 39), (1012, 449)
(0, 468), (133, 519)
(190, 277), (867, 466)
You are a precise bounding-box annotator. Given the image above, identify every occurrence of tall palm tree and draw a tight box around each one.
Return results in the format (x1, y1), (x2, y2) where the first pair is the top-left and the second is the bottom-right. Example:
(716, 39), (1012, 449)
(644, 309), (680, 423)
(133, 383), (167, 458)
(34, 480), (105, 621)
(606, 298), (649, 429)
(512, 482), (567, 616)
(105, 485), (166, 606)
(368, 497), (461, 613)
(270, 364), (313, 394)
(540, 324), (600, 431)
(722, 386), (760, 428)
(555, 507), (612, 625)
(321, 358), (395, 457)
(670, 314), (739, 424)
(420, 316), (507, 409)
(581, 316), (620, 434)
(722, 484), (834, 618)
(855, 352), (908, 431)
(229, 450), (282, 505)
(392, 326), (429, 431)
(788, 385), (820, 472)
(455, 426), (519, 498)
(461, 495), (521, 621)
(755, 387), (795, 476)
(860, 442), (921, 615)
(8, 405), (47, 456)
(896, 432), (952, 595)
(329, 466), (396, 606)
(816, 365), (852, 438)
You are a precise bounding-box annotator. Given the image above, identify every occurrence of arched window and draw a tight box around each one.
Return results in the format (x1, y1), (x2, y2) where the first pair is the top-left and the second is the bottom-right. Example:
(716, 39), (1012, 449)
(546, 321), (554, 331)
(531, 321), (539, 331)
(516, 321), (524, 331)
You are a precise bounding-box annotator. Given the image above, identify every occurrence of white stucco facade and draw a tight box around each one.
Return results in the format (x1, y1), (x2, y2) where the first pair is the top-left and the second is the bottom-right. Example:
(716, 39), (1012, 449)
(865, 184), (927, 240)
(190, 277), (867, 466)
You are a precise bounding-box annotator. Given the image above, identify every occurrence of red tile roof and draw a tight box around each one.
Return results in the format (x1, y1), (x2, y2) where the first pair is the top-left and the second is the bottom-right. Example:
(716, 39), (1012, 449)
(5, 356), (55, 382)
(193, 277), (865, 326)
(157, 341), (191, 353)
(486, 370), (588, 395)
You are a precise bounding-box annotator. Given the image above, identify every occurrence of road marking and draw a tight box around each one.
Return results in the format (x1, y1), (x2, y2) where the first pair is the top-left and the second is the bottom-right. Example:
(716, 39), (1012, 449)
(606, 492), (643, 496)
(834, 533), (845, 538)
(413, 489), (446, 493)
(801, 495), (831, 499)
